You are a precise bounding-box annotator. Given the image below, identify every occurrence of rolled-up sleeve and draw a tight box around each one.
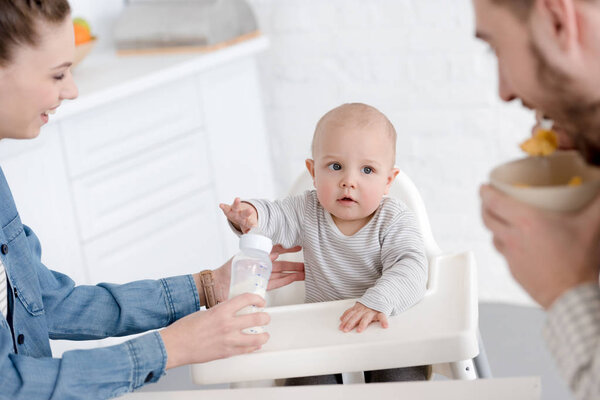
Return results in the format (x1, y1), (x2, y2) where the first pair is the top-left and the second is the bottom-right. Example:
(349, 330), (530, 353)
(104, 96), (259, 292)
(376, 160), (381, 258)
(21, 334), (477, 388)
(1, 330), (167, 399)
(22, 223), (201, 339)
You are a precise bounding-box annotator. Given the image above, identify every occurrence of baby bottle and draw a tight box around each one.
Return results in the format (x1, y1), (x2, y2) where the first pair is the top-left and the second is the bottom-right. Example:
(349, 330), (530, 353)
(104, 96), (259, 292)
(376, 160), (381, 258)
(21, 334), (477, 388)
(228, 232), (273, 334)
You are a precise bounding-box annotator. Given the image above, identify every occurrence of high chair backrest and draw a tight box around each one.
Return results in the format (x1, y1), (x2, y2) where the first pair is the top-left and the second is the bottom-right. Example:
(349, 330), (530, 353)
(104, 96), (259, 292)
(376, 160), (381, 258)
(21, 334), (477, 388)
(286, 168), (442, 288)
(194, 170), (481, 386)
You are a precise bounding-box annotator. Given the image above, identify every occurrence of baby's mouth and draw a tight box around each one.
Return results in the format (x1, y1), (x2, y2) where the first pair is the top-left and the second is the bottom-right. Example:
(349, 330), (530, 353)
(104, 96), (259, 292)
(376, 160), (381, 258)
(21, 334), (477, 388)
(337, 196), (356, 204)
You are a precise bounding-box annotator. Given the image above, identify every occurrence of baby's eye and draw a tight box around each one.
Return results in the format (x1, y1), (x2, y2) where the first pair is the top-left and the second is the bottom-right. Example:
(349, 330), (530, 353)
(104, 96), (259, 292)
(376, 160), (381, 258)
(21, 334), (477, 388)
(53, 74), (65, 81)
(362, 166), (373, 174)
(328, 163), (342, 171)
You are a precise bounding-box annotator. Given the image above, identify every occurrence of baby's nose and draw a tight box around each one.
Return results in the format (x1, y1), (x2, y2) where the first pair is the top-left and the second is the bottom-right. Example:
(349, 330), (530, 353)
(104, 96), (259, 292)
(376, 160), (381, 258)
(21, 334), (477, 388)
(340, 178), (356, 189)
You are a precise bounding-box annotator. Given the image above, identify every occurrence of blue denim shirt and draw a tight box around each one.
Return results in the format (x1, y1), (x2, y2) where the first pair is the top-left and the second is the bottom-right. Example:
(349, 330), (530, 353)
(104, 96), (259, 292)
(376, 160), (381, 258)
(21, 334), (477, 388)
(0, 168), (201, 399)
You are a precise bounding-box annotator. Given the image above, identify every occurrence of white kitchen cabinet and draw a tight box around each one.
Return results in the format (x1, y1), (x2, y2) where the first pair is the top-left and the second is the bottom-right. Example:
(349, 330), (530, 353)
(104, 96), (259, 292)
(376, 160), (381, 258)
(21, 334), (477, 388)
(0, 37), (274, 355)
(0, 126), (87, 285)
(60, 76), (204, 179)
(71, 131), (212, 241)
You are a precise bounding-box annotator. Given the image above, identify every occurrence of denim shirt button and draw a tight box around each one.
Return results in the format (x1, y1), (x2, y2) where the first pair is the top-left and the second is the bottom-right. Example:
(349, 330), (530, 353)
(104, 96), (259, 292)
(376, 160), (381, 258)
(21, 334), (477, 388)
(144, 372), (154, 383)
(17, 334), (24, 345)
(1, 244), (8, 255)
(13, 288), (17, 298)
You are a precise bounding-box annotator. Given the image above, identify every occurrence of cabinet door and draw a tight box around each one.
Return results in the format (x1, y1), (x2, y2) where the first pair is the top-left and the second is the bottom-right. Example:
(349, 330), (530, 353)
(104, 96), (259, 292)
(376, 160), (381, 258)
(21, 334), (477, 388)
(71, 132), (212, 241)
(61, 77), (203, 178)
(0, 125), (87, 284)
(84, 190), (226, 284)
(200, 57), (276, 256)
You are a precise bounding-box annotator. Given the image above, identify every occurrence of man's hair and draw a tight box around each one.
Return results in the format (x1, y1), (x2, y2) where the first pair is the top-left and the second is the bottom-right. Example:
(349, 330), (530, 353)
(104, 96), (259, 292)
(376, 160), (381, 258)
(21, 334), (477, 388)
(491, 0), (535, 21)
(493, 0), (599, 21)
(0, 0), (71, 66)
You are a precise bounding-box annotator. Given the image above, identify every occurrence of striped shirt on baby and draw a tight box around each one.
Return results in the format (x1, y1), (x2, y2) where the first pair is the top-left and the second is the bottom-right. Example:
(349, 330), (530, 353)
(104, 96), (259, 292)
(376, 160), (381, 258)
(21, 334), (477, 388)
(247, 190), (428, 316)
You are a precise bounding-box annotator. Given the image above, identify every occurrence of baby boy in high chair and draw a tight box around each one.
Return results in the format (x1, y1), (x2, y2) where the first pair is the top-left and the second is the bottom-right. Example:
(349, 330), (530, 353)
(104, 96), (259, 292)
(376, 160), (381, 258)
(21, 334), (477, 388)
(220, 103), (429, 384)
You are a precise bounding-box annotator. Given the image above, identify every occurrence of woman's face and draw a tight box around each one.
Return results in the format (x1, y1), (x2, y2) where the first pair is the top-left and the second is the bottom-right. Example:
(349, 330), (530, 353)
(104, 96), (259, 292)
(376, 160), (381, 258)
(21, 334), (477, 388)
(0, 17), (78, 140)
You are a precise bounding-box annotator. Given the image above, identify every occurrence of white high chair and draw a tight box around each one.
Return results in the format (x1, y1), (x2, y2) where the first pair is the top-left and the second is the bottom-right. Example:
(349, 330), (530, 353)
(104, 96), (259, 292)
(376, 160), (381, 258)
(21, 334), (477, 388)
(192, 170), (486, 386)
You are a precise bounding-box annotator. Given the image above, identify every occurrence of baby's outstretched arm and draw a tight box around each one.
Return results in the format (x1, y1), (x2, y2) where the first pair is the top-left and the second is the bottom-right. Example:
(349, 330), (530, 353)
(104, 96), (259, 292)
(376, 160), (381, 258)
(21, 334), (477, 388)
(219, 197), (258, 234)
(339, 302), (389, 333)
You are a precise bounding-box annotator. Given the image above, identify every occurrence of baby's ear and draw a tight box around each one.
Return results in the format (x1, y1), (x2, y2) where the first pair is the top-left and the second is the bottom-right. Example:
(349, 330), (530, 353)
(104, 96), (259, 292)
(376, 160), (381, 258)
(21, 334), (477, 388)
(305, 159), (316, 184)
(384, 167), (400, 195)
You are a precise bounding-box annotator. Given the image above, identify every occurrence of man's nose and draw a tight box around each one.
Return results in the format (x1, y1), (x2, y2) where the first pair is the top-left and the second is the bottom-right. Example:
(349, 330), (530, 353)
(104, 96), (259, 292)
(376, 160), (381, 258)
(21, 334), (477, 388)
(498, 63), (516, 102)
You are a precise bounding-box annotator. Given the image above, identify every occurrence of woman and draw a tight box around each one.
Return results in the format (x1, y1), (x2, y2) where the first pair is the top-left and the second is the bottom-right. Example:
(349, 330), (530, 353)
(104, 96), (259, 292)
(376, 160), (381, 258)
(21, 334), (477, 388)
(0, 1), (304, 398)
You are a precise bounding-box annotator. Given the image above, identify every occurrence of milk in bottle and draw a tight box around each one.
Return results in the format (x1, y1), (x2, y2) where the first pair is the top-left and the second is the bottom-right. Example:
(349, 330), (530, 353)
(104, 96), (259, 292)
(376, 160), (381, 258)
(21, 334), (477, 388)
(228, 233), (272, 333)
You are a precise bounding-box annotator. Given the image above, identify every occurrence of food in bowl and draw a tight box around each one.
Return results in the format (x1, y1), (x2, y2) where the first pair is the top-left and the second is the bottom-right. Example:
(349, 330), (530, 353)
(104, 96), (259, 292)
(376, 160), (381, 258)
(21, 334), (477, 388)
(490, 151), (600, 212)
(568, 176), (583, 186)
(513, 175), (582, 188)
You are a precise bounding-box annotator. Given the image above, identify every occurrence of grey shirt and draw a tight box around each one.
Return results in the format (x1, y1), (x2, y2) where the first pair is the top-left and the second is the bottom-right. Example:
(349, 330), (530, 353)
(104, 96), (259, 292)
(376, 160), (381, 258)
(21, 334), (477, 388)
(246, 190), (428, 316)
(544, 283), (600, 399)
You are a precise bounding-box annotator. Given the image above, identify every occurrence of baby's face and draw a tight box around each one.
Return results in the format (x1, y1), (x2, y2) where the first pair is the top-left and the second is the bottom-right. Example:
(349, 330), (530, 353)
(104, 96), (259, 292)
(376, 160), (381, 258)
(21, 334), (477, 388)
(307, 122), (397, 226)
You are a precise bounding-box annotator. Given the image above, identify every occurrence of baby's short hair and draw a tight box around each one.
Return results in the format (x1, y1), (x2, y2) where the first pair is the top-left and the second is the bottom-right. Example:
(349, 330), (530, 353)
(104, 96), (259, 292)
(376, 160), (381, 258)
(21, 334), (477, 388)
(311, 103), (397, 162)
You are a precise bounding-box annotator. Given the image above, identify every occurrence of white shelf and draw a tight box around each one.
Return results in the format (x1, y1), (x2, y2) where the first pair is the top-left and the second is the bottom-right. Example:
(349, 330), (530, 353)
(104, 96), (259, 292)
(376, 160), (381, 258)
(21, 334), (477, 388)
(54, 36), (269, 122)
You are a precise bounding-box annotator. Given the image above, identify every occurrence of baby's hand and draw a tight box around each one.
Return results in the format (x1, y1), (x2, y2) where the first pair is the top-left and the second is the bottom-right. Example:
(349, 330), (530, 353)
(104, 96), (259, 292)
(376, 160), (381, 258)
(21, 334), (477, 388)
(219, 198), (258, 234)
(339, 302), (389, 333)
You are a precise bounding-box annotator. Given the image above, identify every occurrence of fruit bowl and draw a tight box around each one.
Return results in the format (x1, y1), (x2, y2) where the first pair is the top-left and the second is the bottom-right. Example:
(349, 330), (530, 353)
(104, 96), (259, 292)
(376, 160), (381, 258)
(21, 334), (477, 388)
(72, 17), (95, 68)
(490, 151), (600, 212)
(73, 37), (96, 68)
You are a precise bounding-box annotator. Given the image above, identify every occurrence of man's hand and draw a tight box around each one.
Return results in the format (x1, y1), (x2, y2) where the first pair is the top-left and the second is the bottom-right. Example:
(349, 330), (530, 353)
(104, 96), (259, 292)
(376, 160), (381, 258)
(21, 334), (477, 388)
(219, 198), (258, 233)
(339, 302), (389, 333)
(160, 293), (270, 369)
(480, 184), (600, 308)
(193, 245), (305, 304)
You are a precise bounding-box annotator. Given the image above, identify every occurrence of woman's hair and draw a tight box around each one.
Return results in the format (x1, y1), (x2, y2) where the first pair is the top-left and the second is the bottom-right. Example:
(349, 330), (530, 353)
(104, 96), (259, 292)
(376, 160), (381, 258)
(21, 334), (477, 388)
(0, 0), (71, 66)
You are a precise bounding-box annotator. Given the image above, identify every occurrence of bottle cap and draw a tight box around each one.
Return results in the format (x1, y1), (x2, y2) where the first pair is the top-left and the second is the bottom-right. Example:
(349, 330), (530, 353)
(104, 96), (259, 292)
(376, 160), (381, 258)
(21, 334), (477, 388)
(239, 232), (272, 254)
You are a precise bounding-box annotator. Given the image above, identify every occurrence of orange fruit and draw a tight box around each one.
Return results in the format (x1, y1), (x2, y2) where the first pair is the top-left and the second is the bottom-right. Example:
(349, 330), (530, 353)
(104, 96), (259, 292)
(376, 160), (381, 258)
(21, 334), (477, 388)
(73, 22), (91, 45)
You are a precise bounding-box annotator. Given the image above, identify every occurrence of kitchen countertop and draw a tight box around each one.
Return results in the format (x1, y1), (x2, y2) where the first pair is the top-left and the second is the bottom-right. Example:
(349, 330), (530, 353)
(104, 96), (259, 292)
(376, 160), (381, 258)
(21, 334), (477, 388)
(54, 35), (269, 122)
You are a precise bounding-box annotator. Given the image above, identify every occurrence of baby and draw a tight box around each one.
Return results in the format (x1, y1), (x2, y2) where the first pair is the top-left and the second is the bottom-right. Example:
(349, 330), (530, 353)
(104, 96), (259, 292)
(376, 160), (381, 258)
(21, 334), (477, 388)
(220, 103), (429, 384)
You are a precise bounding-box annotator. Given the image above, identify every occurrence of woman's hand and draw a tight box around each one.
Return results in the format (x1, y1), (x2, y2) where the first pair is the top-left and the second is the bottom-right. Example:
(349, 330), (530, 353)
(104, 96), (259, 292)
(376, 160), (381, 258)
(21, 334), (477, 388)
(194, 245), (305, 304)
(160, 293), (269, 369)
(480, 184), (600, 308)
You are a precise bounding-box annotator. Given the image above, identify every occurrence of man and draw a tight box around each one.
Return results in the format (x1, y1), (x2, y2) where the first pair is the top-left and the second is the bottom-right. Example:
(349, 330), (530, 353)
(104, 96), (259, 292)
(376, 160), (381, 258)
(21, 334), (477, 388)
(474, 0), (600, 398)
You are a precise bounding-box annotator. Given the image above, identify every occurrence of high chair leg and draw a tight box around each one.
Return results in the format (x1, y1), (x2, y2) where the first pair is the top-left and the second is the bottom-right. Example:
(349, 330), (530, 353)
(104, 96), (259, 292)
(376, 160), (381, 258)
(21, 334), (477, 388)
(341, 371), (365, 384)
(449, 359), (477, 380)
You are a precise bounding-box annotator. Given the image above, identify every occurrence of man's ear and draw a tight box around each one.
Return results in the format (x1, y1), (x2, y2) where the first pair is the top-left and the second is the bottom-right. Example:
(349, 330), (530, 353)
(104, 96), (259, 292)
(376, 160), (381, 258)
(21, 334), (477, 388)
(305, 159), (316, 187)
(384, 168), (400, 195)
(535, 0), (579, 53)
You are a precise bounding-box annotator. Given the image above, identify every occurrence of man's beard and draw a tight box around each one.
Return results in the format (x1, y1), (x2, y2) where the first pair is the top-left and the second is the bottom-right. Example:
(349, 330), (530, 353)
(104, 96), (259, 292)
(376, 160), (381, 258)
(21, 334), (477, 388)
(530, 40), (600, 165)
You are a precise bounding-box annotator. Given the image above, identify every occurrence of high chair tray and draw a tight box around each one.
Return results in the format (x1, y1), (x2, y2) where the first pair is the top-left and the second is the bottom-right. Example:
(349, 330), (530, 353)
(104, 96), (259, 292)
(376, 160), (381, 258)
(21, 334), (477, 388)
(192, 251), (478, 384)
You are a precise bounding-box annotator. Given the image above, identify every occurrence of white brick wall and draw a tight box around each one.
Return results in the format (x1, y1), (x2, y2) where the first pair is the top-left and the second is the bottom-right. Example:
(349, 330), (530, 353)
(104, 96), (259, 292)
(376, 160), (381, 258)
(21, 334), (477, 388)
(248, 0), (535, 305)
(70, 0), (535, 305)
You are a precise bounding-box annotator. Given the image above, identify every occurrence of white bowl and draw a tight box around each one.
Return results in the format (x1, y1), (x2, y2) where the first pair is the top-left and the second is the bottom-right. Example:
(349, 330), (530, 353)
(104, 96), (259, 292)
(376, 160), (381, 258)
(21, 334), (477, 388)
(490, 151), (600, 212)
(73, 38), (96, 68)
